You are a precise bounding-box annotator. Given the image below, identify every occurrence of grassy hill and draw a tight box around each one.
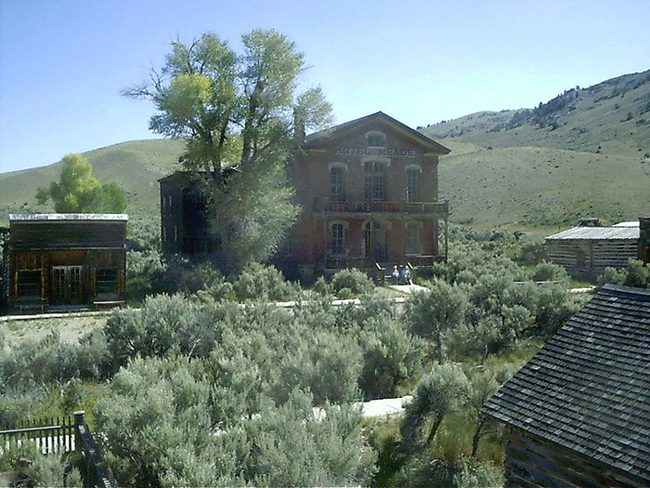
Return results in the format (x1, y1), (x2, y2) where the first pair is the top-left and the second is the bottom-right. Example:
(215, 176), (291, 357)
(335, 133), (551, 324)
(439, 140), (650, 226)
(0, 138), (185, 223)
(1, 69), (649, 228)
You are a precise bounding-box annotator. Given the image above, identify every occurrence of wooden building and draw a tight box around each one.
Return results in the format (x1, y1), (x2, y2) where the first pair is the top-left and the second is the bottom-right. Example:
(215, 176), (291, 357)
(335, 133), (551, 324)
(3, 214), (127, 313)
(481, 285), (650, 488)
(545, 223), (640, 276)
(159, 172), (216, 256)
(287, 112), (450, 279)
(159, 112), (450, 279)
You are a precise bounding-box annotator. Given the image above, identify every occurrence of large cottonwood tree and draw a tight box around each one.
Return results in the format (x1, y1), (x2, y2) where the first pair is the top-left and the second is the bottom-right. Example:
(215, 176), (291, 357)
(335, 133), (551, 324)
(35, 153), (126, 213)
(125, 29), (332, 271)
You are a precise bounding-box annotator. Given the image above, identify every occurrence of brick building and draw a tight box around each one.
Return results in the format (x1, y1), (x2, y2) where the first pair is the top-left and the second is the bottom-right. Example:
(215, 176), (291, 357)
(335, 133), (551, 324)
(286, 112), (449, 278)
(159, 112), (450, 278)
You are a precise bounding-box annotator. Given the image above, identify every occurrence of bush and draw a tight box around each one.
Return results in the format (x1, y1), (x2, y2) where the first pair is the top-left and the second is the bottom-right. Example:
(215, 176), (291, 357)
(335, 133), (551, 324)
(518, 235), (549, 265)
(531, 261), (569, 283)
(232, 263), (299, 302)
(330, 269), (375, 297)
(358, 315), (426, 399)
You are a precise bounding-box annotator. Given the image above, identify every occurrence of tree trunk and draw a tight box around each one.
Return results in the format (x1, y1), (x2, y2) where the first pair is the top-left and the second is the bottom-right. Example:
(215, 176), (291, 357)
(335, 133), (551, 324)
(426, 414), (444, 446)
(471, 417), (487, 457)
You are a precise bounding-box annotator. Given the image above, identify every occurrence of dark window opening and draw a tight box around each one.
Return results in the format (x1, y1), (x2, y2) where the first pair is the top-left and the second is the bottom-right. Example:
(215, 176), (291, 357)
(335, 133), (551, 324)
(18, 270), (41, 298)
(96, 268), (118, 295)
(367, 133), (385, 147)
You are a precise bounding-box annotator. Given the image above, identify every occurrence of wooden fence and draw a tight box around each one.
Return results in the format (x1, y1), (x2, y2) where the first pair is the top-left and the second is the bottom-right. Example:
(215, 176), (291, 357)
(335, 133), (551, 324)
(0, 411), (116, 488)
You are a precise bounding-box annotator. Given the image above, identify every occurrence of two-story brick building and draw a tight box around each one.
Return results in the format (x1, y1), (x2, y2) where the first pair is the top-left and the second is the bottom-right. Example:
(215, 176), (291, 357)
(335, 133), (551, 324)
(286, 112), (449, 278)
(160, 112), (450, 279)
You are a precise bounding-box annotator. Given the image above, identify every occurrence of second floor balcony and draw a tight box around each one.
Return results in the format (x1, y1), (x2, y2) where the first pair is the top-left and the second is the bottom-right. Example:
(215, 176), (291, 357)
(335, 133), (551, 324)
(313, 198), (449, 218)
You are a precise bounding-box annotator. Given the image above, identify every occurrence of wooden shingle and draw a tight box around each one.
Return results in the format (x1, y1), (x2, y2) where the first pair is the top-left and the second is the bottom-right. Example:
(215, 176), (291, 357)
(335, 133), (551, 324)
(482, 285), (650, 486)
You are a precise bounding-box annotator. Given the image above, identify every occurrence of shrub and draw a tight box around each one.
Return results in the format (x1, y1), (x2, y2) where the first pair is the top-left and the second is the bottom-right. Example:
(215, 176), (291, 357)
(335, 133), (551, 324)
(531, 261), (569, 282)
(358, 315), (426, 399)
(330, 268), (375, 297)
(232, 263), (299, 302)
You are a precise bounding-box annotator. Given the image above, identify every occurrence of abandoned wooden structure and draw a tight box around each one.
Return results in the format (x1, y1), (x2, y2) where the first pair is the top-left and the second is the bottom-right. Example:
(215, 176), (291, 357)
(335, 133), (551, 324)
(159, 172), (216, 256)
(159, 112), (450, 279)
(545, 222), (640, 276)
(2, 214), (127, 313)
(482, 284), (650, 488)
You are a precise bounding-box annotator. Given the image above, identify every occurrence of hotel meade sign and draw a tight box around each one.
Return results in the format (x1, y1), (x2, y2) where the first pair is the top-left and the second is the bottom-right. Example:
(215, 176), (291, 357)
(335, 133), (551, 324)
(334, 146), (416, 158)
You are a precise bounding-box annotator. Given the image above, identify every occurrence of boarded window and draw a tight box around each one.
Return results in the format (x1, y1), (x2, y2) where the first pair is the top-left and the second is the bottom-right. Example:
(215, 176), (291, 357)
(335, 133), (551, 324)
(405, 223), (420, 255)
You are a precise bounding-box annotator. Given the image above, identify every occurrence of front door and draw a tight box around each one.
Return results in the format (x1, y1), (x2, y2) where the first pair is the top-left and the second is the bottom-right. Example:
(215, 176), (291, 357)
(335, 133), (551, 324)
(365, 222), (387, 262)
(52, 266), (83, 305)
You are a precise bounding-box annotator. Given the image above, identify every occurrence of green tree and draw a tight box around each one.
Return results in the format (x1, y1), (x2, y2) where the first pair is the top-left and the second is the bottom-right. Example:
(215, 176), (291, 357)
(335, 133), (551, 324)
(125, 30), (332, 272)
(35, 153), (126, 213)
(399, 362), (470, 451)
(406, 280), (468, 362)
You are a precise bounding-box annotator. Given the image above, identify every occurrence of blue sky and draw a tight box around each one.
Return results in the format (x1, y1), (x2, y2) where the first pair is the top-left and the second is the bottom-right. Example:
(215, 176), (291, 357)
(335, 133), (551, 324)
(1, 0), (648, 173)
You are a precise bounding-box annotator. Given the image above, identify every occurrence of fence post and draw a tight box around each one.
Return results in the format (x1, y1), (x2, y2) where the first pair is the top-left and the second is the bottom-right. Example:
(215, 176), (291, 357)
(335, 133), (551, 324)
(74, 410), (85, 454)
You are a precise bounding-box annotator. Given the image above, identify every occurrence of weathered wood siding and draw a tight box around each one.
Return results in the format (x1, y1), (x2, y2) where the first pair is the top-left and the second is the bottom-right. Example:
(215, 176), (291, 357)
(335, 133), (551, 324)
(505, 428), (648, 488)
(10, 221), (126, 249)
(6, 216), (127, 310)
(546, 238), (637, 273)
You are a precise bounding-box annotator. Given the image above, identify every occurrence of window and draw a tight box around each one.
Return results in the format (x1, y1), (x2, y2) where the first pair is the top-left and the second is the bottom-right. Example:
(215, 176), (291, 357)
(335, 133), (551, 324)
(17, 270), (41, 298)
(330, 166), (345, 202)
(96, 268), (118, 295)
(331, 223), (346, 255)
(405, 223), (420, 255)
(364, 161), (386, 202)
(406, 167), (420, 202)
(366, 132), (385, 147)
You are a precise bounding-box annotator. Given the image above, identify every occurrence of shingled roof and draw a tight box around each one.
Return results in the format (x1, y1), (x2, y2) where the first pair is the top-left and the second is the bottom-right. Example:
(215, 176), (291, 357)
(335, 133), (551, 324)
(481, 284), (650, 484)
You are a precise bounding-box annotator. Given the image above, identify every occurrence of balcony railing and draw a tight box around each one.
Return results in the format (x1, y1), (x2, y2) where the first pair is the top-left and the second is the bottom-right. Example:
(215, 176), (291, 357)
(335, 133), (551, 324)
(314, 199), (449, 216)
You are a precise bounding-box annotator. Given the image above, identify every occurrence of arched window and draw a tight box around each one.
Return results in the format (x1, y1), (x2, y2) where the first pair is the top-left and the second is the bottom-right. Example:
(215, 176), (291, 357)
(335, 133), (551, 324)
(329, 163), (346, 202)
(405, 165), (421, 202)
(331, 222), (347, 255)
(364, 161), (386, 202)
(366, 131), (385, 148)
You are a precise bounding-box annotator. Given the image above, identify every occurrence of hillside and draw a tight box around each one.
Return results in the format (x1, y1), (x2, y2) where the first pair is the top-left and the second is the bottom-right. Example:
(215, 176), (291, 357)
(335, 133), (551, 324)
(0, 138), (185, 222)
(1, 69), (649, 227)
(422, 69), (650, 157)
(439, 140), (650, 226)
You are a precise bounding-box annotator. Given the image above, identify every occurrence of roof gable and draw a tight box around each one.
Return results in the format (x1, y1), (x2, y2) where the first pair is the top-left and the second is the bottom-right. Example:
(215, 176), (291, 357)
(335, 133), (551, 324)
(482, 285), (650, 483)
(303, 112), (450, 155)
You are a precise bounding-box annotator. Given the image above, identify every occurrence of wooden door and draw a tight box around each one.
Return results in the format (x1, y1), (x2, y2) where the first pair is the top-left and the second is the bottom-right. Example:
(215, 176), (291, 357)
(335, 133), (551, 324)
(52, 266), (82, 304)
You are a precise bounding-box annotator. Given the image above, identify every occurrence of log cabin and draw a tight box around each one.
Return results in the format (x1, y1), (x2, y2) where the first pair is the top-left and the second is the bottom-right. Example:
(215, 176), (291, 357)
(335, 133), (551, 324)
(545, 222), (640, 276)
(481, 284), (650, 488)
(3, 214), (127, 313)
(159, 112), (451, 280)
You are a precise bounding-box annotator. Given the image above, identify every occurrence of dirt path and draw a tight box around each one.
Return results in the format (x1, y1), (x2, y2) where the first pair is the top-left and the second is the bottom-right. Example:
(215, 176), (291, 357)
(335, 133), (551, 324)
(0, 312), (108, 346)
